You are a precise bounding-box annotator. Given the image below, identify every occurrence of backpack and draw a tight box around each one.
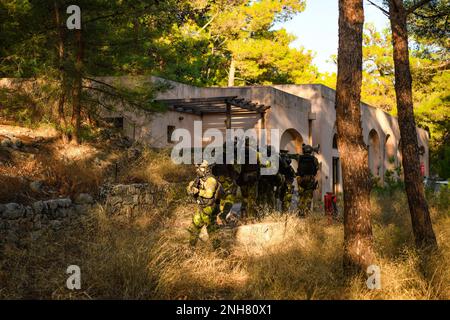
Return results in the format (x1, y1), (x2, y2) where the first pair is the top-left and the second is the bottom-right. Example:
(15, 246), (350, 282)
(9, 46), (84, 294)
(297, 154), (318, 177)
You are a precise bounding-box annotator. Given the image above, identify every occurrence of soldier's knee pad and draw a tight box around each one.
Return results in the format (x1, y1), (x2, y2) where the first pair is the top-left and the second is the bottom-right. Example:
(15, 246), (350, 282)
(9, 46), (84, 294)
(192, 213), (203, 228)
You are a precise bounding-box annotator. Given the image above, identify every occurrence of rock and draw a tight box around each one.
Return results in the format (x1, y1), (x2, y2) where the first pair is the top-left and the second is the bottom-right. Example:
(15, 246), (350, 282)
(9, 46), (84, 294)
(49, 220), (62, 230)
(1, 138), (12, 148)
(32, 201), (45, 214)
(56, 198), (72, 208)
(14, 139), (23, 148)
(47, 199), (59, 210)
(25, 207), (34, 219)
(74, 204), (88, 214)
(30, 180), (43, 193)
(75, 193), (94, 205)
(3, 203), (25, 219)
(0, 204), (5, 214)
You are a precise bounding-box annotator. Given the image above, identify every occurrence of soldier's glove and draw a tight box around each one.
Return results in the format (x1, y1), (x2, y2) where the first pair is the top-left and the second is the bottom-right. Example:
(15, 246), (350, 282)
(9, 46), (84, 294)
(190, 187), (199, 195)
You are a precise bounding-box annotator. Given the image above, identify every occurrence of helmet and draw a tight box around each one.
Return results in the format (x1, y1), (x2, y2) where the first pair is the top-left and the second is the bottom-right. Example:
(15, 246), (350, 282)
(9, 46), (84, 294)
(196, 160), (212, 177)
(302, 144), (314, 155)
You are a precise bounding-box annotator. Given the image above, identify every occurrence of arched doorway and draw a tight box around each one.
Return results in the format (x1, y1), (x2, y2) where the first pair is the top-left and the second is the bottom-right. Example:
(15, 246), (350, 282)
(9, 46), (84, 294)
(368, 129), (381, 177)
(385, 134), (396, 170)
(280, 128), (303, 171)
(280, 128), (303, 154)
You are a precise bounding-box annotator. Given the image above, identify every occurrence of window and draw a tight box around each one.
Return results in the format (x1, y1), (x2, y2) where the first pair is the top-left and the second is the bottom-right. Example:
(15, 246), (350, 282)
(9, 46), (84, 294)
(332, 134), (338, 149)
(167, 125), (175, 143)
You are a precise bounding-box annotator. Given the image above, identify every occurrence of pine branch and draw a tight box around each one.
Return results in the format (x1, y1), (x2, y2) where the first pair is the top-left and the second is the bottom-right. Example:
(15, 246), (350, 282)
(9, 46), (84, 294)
(406, 0), (434, 15)
(367, 0), (390, 17)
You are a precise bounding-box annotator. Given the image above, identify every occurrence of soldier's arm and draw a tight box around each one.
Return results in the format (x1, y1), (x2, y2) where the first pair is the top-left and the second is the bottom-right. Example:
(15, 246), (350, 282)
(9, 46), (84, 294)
(257, 152), (271, 168)
(187, 181), (198, 195)
(199, 177), (218, 199)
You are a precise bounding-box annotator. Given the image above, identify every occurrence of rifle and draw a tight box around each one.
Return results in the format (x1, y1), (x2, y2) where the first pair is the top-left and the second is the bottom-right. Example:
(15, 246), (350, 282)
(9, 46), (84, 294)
(191, 176), (201, 198)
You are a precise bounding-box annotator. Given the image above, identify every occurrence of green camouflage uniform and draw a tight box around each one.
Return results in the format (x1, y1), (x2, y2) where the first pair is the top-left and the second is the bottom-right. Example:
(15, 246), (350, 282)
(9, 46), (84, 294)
(187, 172), (220, 248)
(214, 164), (240, 222)
(279, 154), (296, 212)
(296, 146), (319, 216)
(296, 176), (316, 216)
(239, 150), (269, 219)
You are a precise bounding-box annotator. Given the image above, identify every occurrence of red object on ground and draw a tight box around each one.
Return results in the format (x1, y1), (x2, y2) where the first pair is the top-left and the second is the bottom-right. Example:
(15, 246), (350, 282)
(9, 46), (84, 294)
(420, 163), (425, 176)
(324, 192), (336, 216)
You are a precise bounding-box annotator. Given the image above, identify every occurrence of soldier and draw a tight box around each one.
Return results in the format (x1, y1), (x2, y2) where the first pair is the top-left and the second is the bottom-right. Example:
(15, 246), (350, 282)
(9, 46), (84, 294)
(257, 146), (279, 208)
(296, 144), (319, 216)
(237, 137), (262, 219)
(278, 151), (296, 212)
(186, 160), (223, 248)
(212, 163), (240, 224)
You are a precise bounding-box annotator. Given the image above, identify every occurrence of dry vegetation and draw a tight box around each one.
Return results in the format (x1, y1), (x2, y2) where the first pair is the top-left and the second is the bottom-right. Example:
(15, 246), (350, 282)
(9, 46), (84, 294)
(0, 125), (448, 300)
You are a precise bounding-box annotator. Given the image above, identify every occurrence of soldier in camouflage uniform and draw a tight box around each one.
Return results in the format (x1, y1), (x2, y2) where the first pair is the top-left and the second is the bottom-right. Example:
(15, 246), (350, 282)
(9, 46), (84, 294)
(257, 145), (281, 208)
(296, 144), (319, 216)
(187, 160), (222, 248)
(278, 151), (296, 212)
(213, 163), (240, 224)
(237, 139), (271, 219)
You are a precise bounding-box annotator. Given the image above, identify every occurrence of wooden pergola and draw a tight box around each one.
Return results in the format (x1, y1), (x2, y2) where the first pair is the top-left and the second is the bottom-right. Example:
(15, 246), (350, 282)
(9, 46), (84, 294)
(156, 96), (270, 129)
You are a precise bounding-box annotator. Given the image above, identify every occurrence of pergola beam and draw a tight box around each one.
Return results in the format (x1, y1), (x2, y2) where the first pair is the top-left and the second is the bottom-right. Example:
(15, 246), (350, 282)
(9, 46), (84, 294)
(157, 96), (271, 115)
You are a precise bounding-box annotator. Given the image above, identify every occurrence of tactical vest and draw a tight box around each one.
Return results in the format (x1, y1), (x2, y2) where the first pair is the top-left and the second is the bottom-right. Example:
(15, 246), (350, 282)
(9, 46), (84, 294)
(297, 154), (318, 177)
(197, 175), (224, 207)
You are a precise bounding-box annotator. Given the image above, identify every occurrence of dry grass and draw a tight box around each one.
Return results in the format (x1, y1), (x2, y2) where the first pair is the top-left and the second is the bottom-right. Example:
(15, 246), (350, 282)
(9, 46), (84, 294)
(0, 127), (448, 299)
(1, 187), (448, 300)
(120, 147), (195, 186)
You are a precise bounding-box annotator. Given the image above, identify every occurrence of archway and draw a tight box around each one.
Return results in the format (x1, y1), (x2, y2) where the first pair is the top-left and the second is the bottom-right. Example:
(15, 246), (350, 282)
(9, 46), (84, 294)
(385, 134), (396, 170)
(280, 128), (303, 171)
(280, 128), (303, 154)
(368, 129), (381, 177)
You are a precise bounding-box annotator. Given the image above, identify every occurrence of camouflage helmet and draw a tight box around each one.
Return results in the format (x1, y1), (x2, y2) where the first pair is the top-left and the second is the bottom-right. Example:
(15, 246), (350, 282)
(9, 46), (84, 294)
(302, 144), (314, 155)
(196, 160), (212, 177)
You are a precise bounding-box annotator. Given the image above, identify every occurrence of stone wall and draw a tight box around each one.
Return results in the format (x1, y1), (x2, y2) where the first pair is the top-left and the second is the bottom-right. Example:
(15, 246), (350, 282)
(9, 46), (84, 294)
(0, 195), (93, 245)
(0, 183), (169, 245)
(99, 183), (168, 219)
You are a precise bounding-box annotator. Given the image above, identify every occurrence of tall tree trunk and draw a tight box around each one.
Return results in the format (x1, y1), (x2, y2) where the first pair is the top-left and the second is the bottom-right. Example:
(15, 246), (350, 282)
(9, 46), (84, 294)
(335, 0), (375, 274)
(54, 1), (67, 137)
(228, 58), (235, 87)
(71, 28), (83, 144)
(388, 0), (437, 249)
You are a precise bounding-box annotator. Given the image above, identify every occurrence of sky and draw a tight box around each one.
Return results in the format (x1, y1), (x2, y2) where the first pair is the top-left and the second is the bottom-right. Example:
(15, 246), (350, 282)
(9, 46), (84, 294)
(278, 0), (390, 73)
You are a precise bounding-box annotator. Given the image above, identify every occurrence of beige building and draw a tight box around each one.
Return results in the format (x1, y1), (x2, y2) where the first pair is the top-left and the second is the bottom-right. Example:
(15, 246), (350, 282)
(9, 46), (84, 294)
(0, 76), (429, 199)
(99, 77), (429, 200)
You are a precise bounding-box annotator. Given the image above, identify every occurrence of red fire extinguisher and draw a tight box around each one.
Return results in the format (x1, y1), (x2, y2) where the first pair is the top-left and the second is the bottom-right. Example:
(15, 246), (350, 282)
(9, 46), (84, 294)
(324, 192), (337, 223)
(420, 163), (425, 177)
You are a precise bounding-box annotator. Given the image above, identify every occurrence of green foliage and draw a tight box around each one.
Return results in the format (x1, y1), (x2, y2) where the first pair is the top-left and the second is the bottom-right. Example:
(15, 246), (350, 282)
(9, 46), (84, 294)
(152, 0), (316, 86)
(373, 157), (405, 195)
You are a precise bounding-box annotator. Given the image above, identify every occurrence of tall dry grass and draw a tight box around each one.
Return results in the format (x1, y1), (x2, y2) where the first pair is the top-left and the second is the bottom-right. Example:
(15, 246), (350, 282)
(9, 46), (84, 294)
(1, 185), (448, 299)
